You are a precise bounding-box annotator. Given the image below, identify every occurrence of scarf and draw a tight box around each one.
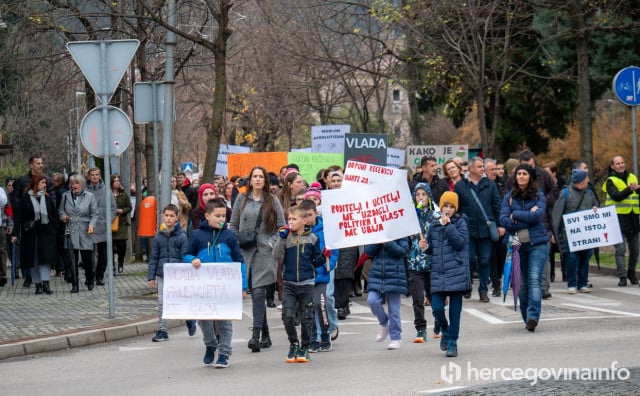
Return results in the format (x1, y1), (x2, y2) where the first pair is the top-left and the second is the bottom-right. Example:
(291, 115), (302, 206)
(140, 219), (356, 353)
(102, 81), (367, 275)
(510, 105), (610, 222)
(29, 189), (49, 224)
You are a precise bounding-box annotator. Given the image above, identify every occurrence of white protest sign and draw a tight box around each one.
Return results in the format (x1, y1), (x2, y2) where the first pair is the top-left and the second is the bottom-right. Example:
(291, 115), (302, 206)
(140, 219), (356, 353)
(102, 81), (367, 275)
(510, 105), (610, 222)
(322, 164), (420, 249)
(162, 262), (243, 320)
(563, 206), (622, 252)
(215, 144), (251, 177)
(406, 145), (468, 175)
(387, 147), (405, 169)
(342, 160), (407, 187)
(311, 124), (350, 153)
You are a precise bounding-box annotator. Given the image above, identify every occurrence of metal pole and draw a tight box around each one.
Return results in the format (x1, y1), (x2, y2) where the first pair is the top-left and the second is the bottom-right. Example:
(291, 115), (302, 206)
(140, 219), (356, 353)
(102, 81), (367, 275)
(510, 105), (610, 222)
(160, 0), (176, 211)
(152, 84), (161, 225)
(100, 41), (116, 319)
(633, 106), (638, 177)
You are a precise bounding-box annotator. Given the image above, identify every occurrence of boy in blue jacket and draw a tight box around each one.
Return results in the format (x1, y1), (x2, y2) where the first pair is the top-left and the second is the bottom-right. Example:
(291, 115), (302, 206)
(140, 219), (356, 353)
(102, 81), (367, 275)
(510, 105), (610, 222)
(148, 204), (189, 343)
(273, 206), (331, 363)
(184, 199), (248, 368)
(298, 198), (339, 353)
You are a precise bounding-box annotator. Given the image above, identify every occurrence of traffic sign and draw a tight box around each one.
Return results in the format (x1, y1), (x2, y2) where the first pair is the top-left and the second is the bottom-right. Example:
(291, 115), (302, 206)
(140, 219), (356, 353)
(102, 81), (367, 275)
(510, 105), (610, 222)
(613, 66), (640, 106)
(67, 40), (140, 104)
(133, 82), (168, 124)
(80, 106), (133, 157)
(182, 162), (194, 173)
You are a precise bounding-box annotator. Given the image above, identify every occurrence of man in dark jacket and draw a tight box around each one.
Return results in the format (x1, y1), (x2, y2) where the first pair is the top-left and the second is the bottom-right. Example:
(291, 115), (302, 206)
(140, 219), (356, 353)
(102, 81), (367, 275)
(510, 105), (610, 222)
(410, 156), (446, 205)
(602, 155), (640, 286)
(176, 172), (198, 211)
(455, 157), (502, 302)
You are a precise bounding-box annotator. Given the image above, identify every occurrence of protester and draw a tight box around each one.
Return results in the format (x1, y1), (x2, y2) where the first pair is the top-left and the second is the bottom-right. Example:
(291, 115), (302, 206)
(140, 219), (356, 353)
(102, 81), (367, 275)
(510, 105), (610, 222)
(273, 206), (329, 363)
(111, 175), (132, 274)
(230, 166), (285, 353)
(147, 204), (188, 342)
(551, 170), (599, 294)
(428, 191), (470, 357)
(59, 174), (98, 292)
(185, 199), (247, 368)
(408, 183), (437, 343)
(190, 183), (218, 230)
(602, 155), (640, 286)
(14, 175), (58, 295)
(410, 156), (446, 204)
(500, 164), (549, 332)
(441, 159), (463, 192)
(0, 185), (9, 286)
(86, 168), (117, 286)
(366, 237), (410, 350)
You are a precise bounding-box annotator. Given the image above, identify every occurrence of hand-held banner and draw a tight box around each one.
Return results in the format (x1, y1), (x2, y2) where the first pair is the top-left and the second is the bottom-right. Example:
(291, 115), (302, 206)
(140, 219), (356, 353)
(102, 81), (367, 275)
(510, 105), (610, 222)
(162, 262), (243, 320)
(323, 161), (420, 249)
(562, 206), (622, 252)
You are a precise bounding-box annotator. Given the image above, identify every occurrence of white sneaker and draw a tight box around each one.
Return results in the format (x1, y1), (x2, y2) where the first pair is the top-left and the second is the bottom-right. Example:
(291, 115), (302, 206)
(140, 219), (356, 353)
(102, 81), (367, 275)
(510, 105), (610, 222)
(567, 287), (576, 294)
(277, 304), (283, 311)
(578, 287), (591, 293)
(387, 340), (402, 350)
(376, 326), (388, 342)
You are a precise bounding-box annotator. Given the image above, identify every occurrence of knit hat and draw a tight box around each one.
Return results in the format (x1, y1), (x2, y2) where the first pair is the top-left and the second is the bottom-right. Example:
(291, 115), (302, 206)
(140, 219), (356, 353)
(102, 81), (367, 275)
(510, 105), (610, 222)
(571, 169), (589, 183)
(504, 158), (519, 174)
(304, 182), (322, 201)
(439, 191), (458, 212)
(514, 163), (537, 181)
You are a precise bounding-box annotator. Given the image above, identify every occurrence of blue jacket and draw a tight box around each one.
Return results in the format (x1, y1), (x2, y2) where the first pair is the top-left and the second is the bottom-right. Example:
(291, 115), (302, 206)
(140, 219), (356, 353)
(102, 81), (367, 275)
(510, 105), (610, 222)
(184, 221), (248, 290)
(499, 190), (549, 246)
(148, 223), (189, 280)
(455, 177), (501, 239)
(272, 229), (325, 283)
(310, 216), (339, 284)
(365, 238), (409, 295)
(428, 214), (471, 293)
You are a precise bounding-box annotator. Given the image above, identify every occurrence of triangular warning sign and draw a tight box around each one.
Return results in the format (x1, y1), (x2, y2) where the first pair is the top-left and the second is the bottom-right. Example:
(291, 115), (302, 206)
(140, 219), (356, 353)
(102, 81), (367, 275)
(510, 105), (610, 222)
(67, 40), (140, 104)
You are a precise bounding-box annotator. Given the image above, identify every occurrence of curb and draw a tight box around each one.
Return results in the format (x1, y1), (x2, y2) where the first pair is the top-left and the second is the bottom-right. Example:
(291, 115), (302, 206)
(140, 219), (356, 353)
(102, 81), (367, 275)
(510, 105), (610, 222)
(0, 319), (186, 361)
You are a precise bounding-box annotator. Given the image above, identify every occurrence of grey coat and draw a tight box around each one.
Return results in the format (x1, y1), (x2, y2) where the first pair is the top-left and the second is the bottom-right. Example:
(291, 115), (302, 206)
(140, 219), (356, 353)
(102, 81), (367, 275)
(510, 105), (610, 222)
(86, 180), (117, 243)
(59, 190), (99, 250)
(230, 193), (285, 289)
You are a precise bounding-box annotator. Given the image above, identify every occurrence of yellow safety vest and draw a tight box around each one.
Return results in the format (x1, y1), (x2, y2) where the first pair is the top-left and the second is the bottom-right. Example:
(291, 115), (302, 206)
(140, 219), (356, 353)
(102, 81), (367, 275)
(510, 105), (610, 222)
(602, 173), (640, 214)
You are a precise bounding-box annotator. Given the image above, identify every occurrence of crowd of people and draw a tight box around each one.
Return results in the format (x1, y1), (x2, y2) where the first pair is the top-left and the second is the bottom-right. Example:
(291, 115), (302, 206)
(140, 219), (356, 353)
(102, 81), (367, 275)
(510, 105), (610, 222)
(1, 149), (637, 365)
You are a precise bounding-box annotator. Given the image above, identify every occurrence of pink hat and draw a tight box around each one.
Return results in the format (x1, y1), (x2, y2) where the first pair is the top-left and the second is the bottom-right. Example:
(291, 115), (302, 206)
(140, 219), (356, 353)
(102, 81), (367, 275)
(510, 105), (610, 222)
(304, 182), (322, 201)
(284, 168), (299, 178)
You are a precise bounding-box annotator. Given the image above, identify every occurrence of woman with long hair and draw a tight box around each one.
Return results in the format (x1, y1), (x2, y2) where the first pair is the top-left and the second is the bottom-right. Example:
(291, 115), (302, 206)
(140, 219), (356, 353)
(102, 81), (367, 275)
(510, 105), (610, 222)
(59, 174), (99, 292)
(111, 175), (132, 274)
(15, 174), (59, 295)
(277, 171), (306, 211)
(230, 166), (285, 352)
(499, 164), (549, 332)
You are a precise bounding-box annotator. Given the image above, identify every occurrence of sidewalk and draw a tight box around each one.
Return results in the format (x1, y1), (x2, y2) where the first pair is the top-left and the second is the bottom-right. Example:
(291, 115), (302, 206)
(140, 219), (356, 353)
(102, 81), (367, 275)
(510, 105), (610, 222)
(0, 262), (183, 360)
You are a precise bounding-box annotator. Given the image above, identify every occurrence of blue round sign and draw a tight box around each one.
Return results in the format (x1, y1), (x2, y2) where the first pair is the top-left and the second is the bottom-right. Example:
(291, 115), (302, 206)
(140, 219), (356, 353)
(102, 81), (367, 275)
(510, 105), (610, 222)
(613, 66), (640, 106)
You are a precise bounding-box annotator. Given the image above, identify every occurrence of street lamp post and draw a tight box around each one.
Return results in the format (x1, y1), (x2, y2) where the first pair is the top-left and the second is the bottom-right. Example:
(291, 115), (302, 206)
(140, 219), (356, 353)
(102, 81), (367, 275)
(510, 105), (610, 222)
(74, 91), (85, 173)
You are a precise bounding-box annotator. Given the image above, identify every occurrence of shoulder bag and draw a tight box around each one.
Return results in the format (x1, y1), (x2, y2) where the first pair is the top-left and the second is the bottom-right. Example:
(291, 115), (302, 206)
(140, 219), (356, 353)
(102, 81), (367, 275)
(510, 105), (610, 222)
(469, 186), (499, 241)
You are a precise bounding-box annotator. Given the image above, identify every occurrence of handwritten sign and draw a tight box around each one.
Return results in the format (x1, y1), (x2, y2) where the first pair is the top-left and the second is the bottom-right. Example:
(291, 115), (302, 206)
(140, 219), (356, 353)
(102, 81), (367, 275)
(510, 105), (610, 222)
(387, 147), (406, 169)
(311, 124), (350, 153)
(162, 262), (242, 320)
(562, 206), (622, 252)
(341, 160), (407, 187)
(227, 152), (288, 179)
(286, 152), (344, 184)
(406, 145), (468, 175)
(322, 165), (419, 249)
(215, 144), (251, 177)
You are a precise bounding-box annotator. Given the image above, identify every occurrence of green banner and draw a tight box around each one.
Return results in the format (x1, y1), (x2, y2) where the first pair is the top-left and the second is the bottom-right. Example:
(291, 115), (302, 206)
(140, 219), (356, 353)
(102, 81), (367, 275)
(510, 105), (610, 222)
(287, 152), (344, 184)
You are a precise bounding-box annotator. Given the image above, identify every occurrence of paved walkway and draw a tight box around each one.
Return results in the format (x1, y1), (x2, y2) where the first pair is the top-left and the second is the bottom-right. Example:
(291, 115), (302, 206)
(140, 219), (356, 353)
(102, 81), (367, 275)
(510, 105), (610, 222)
(0, 262), (181, 360)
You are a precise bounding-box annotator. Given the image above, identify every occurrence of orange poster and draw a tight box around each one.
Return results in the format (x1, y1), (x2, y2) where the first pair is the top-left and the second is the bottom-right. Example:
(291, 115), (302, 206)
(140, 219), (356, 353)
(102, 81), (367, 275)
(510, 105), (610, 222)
(227, 152), (289, 180)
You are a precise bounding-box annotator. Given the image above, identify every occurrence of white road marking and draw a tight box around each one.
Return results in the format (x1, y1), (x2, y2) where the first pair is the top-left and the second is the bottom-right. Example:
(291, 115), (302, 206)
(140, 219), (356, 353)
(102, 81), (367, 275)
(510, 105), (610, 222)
(554, 294), (620, 306)
(419, 386), (467, 394)
(463, 308), (505, 324)
(561, 303), (640, 317)
(119, 346), (159, 352)
(603, 287), (640, 296)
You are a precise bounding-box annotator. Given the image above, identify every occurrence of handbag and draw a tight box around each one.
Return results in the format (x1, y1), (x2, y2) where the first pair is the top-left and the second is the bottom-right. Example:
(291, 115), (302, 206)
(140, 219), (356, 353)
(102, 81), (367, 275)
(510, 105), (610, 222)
(111, 216), (120, 233)
(237, 199), (263, 249)
(468, 185), (500, 241)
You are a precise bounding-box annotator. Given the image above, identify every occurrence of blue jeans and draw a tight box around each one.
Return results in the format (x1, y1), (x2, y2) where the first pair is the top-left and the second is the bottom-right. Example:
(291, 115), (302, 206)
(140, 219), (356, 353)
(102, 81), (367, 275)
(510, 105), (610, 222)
(431, 291), (464, 342)
(199, 319), (233, 356)
(518, 243), (548, 324)
(566, 249), (592, 289)
(469, 238), (492, 294)
(367, 291), (402, 341)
